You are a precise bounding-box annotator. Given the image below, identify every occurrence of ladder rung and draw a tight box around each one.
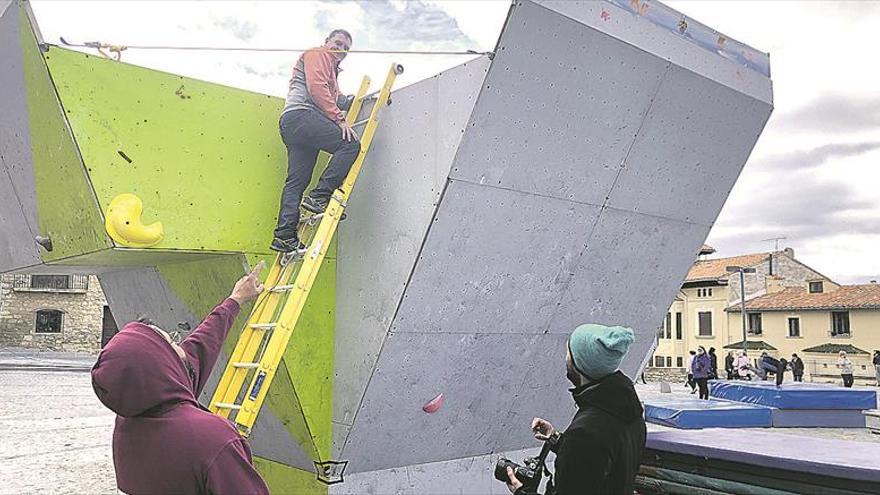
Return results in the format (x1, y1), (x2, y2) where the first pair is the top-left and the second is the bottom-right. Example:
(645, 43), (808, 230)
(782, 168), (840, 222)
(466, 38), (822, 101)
(232, 362), (260, 369)
(214, 402), (242, 410)
(269, 284), (295, 292)
(249, 323), (277, 330)
(299, 213), (324, 224)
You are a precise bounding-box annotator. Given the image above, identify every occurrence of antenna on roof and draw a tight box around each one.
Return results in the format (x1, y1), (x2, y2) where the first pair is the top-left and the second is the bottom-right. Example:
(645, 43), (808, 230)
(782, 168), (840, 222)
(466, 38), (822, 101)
(761, 236), (787, 252)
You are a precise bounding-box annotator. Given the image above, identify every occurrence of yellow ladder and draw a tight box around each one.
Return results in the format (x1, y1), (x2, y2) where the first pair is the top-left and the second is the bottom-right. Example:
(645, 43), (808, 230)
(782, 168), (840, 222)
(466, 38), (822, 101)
(209, 62), (403, 436)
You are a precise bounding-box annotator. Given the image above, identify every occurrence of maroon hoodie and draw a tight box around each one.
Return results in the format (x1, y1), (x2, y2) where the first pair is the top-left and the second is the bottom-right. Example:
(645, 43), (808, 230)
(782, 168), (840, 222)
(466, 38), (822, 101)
(91, 298), (269, 495)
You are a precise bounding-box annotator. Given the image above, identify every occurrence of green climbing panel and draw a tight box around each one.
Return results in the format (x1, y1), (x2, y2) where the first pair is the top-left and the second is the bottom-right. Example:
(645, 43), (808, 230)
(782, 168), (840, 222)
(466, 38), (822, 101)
(19, 8), (109, 261)
(45, 46), (288, 254)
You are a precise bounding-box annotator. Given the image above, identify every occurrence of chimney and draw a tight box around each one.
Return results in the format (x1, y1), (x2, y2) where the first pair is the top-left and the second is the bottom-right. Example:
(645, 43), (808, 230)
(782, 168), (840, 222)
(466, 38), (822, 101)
(783, 247), (794, 259)
(766, 275), (785, 294)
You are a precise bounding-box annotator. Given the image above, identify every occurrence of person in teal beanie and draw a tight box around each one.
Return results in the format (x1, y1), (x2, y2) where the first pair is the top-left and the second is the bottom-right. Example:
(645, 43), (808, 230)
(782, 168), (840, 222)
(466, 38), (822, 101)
(505, 324), (647, 495)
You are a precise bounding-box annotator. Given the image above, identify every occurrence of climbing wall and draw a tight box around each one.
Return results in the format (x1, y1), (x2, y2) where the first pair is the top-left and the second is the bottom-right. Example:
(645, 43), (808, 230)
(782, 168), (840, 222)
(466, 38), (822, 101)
(332, 0), (773, 484)
(0, 0), (773, 493)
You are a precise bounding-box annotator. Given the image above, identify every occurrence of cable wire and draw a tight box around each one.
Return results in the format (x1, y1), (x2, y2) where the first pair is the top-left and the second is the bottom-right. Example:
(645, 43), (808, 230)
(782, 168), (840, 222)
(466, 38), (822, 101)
(57, 38), (493, 57)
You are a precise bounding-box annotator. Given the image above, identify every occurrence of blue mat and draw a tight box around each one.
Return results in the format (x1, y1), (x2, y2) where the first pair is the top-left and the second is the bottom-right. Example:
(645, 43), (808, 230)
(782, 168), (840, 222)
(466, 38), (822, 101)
(710, 380), (877, 410)
(644, 395), (772, 429)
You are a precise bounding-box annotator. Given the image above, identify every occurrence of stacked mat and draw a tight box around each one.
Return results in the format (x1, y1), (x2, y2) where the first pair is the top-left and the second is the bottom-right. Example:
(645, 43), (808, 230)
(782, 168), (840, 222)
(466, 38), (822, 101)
(643, 394), (771, 429)
(639, 429), (880, 495)
(710, 381), (877, 428)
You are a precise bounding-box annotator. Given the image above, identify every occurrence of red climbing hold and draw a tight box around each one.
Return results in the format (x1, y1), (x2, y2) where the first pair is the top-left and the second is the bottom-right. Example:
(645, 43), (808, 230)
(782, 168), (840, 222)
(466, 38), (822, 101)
(422, 393), (444, 413)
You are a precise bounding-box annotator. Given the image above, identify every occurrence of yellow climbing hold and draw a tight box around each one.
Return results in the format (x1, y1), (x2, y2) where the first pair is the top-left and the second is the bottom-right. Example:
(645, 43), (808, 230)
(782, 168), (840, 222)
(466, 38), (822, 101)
(105, 193), (164, 247)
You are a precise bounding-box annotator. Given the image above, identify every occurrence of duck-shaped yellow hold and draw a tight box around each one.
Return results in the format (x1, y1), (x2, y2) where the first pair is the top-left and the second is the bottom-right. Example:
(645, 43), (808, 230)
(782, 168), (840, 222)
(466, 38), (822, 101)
(105, 193), (164, 247)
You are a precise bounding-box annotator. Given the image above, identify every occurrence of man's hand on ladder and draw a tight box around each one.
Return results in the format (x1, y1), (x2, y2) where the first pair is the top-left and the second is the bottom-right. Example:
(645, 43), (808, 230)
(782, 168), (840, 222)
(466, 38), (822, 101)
(230, 261), (265, 306)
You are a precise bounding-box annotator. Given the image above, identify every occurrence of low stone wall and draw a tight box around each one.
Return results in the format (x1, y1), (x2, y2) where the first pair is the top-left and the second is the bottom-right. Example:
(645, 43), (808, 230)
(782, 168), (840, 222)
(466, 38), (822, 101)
(644, 366), (687, 383)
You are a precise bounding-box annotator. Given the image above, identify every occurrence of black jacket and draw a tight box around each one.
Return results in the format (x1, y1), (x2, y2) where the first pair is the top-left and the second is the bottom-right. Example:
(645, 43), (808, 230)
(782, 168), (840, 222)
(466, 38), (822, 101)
(516, 371), (647, 495)
(790, 357), (805, 374)
(724, 354), (735, 371)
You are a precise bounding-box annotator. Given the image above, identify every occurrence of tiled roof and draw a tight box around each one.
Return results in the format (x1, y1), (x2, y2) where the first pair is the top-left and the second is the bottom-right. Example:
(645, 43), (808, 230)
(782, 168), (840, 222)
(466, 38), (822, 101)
(728, 284), (880, 311)
(686, 253), (769, 282)
(723, 340), (777, 350)
(802, 343), (869, 355)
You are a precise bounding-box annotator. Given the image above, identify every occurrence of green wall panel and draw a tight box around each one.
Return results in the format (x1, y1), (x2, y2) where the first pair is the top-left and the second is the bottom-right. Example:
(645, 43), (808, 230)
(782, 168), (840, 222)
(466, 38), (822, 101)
(284, 258), (336, 461)
(44, 46), (288, 254)
(19, 9), (108, 261)
(253, 457), (327, 495)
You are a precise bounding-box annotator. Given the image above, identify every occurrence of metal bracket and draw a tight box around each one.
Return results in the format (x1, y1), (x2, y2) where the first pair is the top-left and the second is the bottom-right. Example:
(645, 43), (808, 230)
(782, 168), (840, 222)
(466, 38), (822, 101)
(314, 460), (348, 485)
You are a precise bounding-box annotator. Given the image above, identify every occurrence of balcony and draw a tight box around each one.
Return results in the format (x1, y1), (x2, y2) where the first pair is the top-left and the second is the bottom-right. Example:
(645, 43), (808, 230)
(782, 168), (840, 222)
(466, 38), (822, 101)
(10, 274), (90, 293)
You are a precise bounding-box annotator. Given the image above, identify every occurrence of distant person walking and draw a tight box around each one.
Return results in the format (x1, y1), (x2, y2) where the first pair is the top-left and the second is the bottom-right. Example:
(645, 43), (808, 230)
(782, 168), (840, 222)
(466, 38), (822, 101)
(873, 351), (880, 386)
(708, 347), (719, 380)
(692, 346), (712, 400)
(734, 350), (752, 380)
(790, 353), (805, 382)
(725, 351), (735, 380)
(685, 350), (697, 393)
(837, 351), (854, 388)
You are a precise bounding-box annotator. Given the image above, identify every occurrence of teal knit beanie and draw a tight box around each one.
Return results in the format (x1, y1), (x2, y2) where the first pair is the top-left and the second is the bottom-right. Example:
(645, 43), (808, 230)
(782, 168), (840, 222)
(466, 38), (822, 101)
(568, 323), (635, 380)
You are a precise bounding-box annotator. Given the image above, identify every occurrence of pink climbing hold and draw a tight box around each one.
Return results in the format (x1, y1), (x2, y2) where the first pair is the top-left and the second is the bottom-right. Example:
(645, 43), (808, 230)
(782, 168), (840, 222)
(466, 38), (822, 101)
(422, 393), (444, 413)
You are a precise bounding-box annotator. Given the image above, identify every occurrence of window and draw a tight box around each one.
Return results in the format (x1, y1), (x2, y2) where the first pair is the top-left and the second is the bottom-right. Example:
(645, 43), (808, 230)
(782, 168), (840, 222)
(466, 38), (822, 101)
(708, 288), (713, 297)
(675, 312), (683, 339)
(698, 311), (713, 336)
(665, 313), (672, 339)
(676, 357), (683, 367)
(748, 313), (763, 335)
(809, 281), (824, 293)
(666, 356), (672, 367)
(35, 309), (63, 333)
(31, 275), (70, 290)
(654, 356), (664, 367)
(788, 318), (800, 337)
(831, 311), (850, 336)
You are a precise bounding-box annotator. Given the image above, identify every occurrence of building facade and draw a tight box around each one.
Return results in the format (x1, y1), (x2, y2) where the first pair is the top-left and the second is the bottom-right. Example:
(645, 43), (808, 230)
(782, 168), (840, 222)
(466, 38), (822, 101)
(0, 273), (114, 354)
(651, 247), (880, 384)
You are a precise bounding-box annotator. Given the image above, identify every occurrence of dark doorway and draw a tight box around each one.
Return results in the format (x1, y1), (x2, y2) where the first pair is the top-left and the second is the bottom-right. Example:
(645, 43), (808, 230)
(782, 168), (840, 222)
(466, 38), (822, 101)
(101, 306), (119, 347)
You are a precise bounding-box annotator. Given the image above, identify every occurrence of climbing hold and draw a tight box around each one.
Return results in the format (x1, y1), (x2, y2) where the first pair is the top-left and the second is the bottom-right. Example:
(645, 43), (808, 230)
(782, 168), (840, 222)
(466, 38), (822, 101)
(105, 193), (164, 247)
(422, 393), (445, 413)
(34, 235), (53, 252)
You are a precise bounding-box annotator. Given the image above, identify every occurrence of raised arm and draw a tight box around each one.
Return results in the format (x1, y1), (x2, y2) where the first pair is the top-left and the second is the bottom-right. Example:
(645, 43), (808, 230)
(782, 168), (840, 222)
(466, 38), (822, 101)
(181, 262), (264, 395)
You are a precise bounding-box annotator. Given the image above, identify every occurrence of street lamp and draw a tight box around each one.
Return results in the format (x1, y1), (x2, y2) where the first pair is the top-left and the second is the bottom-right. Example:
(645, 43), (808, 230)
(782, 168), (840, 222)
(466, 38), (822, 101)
(727, 266), (757, 353)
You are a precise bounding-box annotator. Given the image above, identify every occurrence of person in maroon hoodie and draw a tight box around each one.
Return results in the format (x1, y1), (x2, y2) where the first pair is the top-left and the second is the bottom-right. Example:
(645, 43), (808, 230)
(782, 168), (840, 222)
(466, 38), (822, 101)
(91, 263), (270, 495)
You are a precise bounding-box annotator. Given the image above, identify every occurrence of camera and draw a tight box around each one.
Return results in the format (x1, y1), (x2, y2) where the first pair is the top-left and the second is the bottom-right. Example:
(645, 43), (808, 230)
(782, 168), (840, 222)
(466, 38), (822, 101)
(494, 437), (555, 489)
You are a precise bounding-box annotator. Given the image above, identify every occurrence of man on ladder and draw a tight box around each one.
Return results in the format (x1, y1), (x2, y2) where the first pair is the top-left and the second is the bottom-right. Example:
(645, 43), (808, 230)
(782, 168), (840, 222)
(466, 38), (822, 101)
(271, 28), (360, 253)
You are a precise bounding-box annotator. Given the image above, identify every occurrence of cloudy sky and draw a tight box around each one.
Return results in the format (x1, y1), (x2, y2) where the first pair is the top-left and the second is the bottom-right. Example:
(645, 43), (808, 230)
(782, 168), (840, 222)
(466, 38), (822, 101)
(29, 1), (880, 284)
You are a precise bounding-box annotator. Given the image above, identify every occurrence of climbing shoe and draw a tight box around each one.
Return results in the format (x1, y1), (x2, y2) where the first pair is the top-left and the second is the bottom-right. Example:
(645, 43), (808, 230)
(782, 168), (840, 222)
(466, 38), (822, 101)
(270, 237), (306, 253)
(302, 195), (346, 220)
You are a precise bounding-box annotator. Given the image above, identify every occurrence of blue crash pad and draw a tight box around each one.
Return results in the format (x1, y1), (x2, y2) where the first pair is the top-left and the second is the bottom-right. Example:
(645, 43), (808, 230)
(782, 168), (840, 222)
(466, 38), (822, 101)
(710, 380), (877, 410)
(644, 395), (772, 429)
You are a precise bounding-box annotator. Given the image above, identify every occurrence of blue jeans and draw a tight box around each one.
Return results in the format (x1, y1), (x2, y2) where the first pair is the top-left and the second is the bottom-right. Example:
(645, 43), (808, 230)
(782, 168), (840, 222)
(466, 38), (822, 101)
(273, 109), (361, 240)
